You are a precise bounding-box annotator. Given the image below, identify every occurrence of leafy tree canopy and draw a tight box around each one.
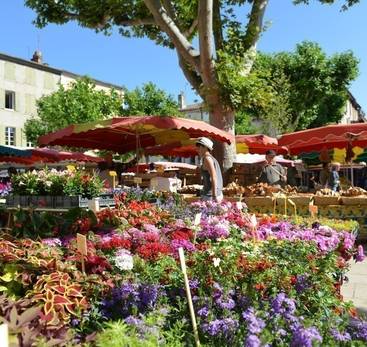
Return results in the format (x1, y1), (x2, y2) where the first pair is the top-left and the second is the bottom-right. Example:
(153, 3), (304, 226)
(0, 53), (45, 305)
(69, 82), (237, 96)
(234, 41), (359, 135)
(24, 77), (123, 144)
(121, 82), (180, 116)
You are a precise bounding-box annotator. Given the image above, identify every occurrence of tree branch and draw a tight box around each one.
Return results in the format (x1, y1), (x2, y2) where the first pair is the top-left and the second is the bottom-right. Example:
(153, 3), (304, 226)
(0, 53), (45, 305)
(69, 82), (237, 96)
(162, 0), (176, 20)
(177, 52), (204, 98)
(114, 17), (156, 27)
(143, 0), (200, 70)
(183, 18), (198, 38)
(213, 0), (224, 51)
(198, 0), (216, 86)
(243, 0), (268, 51)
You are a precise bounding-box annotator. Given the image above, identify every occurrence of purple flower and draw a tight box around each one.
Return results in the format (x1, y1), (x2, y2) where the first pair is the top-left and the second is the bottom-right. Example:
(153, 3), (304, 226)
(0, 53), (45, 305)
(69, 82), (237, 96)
(171, 239), (196, 254)
(242, 308), (265, 334)
(330, 328), (351, 342)
(197, 306), (210, 318)
(124, 315), (144, 326)
(139, 284), (159, 309)
(70, 318), (80, 327)
(201, 318), (239, 337)
(295, 275), (311, 293)
(356, 245), (365, 262)
(189, 279), (199, 290)
(271, 293), (296, 317)
(244, 334), (261, 347)
(348, 319), (367, 341)
(216, 297), (236, 310)
(291, 326), (322, 347)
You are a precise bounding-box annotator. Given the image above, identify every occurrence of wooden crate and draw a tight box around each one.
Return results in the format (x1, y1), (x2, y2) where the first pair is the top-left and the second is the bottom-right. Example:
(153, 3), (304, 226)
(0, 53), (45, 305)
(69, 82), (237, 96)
(313, 196), (341, 206)
(341, 196), (367, 206)
(244, 196), (273, 207)
(232, 164), (249, 174)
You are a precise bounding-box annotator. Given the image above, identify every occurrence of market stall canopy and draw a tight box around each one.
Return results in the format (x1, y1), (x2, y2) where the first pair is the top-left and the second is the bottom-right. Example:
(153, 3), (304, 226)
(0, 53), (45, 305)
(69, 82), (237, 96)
(144, 134), (288, 157)
(278, 123), (367, 155)
(33, 148), (105, 163)
(38, 116), (234, 153)
(236, 134), (288, 155)
(0, 146), (105, 165)
(0, 145), (60, 164)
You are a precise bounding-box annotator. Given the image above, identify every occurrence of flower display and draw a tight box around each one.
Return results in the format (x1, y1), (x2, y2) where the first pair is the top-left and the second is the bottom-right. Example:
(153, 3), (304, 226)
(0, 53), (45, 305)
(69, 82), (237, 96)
(0, 191), (366, 346)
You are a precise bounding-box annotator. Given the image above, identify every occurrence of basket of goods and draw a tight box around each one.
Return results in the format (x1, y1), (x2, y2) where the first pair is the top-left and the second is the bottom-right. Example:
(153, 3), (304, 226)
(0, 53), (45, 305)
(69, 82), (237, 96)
(178, 185), (202, 195)
(340, 187), (367, 205)
(223, 182), (245, 196)
(243, 183), (281, 197)
(314, 189), (341, 205)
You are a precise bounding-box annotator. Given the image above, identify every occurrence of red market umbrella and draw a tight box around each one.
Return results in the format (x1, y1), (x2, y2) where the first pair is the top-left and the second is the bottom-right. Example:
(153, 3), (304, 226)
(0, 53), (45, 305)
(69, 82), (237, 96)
(236, 134), (288, 155)
(38, 116), (234, 153)
(144, 141), (197, 157)
(278, 123), (367, 155)
(145, 134), (288, 157)
(0, 147), (60, 165)
(34, 148), (105, 163)
(0, 148), (105, 165)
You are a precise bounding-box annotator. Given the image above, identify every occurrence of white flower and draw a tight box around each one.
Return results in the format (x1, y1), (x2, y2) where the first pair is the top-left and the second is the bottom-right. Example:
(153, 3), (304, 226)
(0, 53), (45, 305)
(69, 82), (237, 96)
(213, 257), (221, 267)
(115, 250), (133, 271)
(45, 181), (52, 187)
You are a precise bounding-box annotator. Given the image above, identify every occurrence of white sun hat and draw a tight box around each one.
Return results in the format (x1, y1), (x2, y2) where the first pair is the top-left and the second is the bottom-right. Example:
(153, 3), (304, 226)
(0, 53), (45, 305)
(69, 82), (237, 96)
(196, 137), (214, 151)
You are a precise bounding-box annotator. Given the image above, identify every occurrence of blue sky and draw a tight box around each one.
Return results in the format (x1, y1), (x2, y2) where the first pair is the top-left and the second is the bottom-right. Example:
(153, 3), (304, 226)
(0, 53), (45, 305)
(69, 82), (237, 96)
(0, 0), (366, 110)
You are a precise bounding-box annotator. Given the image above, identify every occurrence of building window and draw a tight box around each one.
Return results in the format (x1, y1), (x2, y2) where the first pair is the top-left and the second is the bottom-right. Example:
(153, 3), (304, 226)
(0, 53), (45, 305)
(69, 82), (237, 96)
(5, 91), (15, 110)
(5, 127), (16, 146)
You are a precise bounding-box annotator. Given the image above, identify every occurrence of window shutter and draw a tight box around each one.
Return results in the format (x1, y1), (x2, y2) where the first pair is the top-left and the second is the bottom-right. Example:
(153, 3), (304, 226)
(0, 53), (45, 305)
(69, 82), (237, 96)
(15, 127), (22, 147)
(15, 92), (21, 112)
(0, 88), (4, 109)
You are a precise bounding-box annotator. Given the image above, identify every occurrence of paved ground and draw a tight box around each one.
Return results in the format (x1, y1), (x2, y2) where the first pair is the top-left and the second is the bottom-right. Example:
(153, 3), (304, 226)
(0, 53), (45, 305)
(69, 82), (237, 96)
(341, 245), (367, 315)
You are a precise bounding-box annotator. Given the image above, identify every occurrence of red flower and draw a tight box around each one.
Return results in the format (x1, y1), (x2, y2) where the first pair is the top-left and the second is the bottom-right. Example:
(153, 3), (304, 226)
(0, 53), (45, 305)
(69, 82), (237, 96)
(171, 229), (193, 241)
(98, 236), (131, 251)
(136, 242), (171, 260)
(84, 254), (112, 274)
(254, 283), (266, 291)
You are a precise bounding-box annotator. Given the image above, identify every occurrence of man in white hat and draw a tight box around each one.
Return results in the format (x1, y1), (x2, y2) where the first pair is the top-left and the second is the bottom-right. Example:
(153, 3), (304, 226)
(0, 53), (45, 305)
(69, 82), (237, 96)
(195, 137), (223, 202)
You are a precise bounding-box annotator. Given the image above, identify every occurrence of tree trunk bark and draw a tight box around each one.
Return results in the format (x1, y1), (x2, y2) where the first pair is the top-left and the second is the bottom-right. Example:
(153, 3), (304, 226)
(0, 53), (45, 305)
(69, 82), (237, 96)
(208, 103), (236, 183)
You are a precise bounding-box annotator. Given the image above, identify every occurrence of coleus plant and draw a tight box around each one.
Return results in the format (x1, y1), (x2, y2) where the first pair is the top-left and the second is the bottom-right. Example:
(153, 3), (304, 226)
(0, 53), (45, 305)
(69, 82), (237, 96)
(28, 271), (88, 326)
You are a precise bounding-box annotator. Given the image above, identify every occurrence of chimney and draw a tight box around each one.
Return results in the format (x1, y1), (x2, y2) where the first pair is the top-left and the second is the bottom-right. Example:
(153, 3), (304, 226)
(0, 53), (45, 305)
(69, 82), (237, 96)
(178, 92), (186, 109)
(31, 50), (42, 64)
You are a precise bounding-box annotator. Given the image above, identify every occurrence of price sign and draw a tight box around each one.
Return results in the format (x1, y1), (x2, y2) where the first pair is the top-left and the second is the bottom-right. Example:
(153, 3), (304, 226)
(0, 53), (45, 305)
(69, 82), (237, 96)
(309, 204), (318, 215)
(133, 177), (143, 184)
(109, 171), (117, 177)
(194, 213), (202, 226)
(0, 324), (9, 347)
(66, 164), (76, 172)
(77, 233), (88, 256)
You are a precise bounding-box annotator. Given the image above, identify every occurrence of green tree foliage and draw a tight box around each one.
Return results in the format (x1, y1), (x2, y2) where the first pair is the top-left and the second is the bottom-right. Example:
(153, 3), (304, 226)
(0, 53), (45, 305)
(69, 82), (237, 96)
(234, 42), (359, 134)
(24, 77), (123, 144)
(121, 82), (180, 116)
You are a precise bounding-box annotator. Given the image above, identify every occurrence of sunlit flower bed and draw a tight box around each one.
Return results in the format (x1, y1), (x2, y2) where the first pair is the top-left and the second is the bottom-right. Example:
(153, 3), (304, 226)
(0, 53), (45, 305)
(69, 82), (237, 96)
(0, 192), (366, 346)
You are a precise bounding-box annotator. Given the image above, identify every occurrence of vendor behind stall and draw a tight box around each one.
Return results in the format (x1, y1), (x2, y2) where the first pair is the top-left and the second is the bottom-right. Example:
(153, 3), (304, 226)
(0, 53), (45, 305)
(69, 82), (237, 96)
(258, 150), (287, 187)
(195, 137), (223, 202)
(329, 162), (341, 192)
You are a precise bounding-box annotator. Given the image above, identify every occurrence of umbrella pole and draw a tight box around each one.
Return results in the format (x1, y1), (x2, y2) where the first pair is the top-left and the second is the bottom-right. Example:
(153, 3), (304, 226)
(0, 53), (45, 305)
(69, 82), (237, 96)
(351, 162), (354, 187)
